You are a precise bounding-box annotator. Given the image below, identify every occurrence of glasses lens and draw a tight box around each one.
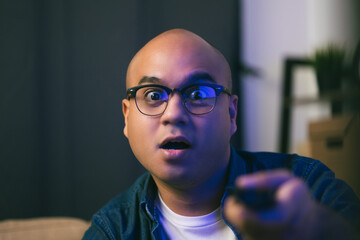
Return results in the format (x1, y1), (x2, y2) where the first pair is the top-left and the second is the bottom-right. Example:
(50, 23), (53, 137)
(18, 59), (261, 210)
(135, 86), (168, 115)
(184, 85), (216, 114)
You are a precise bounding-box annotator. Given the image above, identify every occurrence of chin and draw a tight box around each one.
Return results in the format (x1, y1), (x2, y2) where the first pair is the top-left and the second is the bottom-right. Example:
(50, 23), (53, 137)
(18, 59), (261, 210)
(155, 165), (214, 190)
(153, 167), (196, 187)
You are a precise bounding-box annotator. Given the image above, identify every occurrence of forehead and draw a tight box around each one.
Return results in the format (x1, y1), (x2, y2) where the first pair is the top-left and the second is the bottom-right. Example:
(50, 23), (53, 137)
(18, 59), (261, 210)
(137, 72), (217, 87)
(126, 33), (230, 89)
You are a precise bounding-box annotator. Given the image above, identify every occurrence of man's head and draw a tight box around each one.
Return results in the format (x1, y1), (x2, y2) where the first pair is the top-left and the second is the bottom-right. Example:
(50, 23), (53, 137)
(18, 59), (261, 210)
(122, 29), (238, 189)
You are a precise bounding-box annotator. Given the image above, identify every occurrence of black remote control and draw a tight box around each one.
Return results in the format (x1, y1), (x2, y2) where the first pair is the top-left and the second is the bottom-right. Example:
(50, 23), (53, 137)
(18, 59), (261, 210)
(229, 188), (276, 210)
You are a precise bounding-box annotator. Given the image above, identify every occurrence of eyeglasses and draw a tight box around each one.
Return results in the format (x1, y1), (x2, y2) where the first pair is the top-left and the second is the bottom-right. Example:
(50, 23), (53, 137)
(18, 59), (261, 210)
(126, 83), (231, 116)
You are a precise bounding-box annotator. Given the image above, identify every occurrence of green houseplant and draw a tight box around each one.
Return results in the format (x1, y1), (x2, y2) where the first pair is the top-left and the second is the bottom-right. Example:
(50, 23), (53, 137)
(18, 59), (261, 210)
(312, 44), (346, 114)
(312, 44), (346, 93)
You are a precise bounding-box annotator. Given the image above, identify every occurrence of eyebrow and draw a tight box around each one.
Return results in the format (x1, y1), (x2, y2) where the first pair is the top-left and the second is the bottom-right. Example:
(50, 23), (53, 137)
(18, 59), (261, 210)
(138, 72), (216, 86)
(186, 72), (216, 84)
(138, 76), (161, 85)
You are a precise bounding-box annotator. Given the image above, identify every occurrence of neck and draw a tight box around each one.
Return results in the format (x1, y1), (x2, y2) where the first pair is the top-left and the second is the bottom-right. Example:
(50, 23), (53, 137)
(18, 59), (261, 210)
(153, 161), (230, 216)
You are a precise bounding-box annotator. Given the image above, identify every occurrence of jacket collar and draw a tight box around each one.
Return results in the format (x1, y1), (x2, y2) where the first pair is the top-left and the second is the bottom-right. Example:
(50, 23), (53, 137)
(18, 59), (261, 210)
(225, 145), (247, 191)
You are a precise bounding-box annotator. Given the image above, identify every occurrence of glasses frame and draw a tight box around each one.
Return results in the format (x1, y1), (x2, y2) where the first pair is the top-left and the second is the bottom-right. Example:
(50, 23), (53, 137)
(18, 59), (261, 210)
(126, 83), (232, 116)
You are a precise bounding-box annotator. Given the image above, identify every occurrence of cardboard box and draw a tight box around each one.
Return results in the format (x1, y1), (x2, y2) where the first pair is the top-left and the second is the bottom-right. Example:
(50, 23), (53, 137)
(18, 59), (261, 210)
(309, 114), (360, 197)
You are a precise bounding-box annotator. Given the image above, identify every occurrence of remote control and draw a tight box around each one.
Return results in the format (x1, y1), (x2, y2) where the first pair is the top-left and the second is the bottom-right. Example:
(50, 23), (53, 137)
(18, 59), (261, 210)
(229, 187), (276, 210)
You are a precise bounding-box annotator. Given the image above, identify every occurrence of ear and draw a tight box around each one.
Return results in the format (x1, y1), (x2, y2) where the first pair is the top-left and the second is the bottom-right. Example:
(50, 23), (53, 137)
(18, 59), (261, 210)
(229, 95), (238, 136)
(122, 99), (130, 138)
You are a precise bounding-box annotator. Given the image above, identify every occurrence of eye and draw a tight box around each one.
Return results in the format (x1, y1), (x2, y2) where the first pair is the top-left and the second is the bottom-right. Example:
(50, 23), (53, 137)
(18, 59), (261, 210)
(142, 88), (167, 105)
(189, 90), (205, 100)
(145, 91), (161, 101)
(187, 86), (215, 101)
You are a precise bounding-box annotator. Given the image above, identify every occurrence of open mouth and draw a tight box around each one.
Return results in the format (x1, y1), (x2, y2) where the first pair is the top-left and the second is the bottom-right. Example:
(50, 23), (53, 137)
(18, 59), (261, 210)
(160, 141), (191, 150)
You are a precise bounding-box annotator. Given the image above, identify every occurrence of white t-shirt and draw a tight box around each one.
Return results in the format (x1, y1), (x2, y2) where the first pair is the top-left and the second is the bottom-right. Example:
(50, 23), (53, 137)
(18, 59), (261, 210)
(156, 193), (236, 240)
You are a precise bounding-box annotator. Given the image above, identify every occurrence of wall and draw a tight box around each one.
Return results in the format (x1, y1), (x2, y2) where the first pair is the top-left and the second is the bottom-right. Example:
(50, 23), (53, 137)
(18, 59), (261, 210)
(241, 0), (359, 153)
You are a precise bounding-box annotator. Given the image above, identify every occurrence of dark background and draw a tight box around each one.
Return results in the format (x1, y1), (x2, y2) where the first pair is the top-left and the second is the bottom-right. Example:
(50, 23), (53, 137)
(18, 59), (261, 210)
(0, 0), (241, 220)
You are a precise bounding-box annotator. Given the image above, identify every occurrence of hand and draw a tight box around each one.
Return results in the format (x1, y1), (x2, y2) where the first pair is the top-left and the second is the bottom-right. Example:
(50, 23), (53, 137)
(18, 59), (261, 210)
(223, 170), (358, 240)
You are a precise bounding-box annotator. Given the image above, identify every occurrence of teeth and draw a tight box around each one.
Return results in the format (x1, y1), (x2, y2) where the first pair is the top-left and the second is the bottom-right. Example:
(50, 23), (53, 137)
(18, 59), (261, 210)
(161, 141), (190, 150)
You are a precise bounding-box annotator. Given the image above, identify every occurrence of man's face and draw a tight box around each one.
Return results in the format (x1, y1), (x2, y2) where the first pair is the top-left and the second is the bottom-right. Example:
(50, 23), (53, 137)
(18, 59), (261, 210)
(122, 31), (237, 189)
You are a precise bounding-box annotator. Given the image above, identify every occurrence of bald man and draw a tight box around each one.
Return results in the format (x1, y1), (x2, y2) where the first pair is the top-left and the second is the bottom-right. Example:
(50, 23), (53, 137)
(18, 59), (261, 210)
(82, 29), (360, 240)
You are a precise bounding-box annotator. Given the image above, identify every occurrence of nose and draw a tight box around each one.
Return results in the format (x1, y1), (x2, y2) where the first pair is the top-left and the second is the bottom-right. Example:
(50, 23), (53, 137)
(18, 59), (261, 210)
(160, 92), (189, 125)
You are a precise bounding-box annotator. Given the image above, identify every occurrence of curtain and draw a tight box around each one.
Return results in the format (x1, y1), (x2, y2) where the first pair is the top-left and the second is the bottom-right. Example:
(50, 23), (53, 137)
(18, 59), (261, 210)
(0, 0), (240, 220)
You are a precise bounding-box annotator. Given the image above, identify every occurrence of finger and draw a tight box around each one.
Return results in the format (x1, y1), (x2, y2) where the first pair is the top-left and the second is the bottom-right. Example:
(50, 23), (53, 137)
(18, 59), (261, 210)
(224, 196), (287, 239)
(224, 195), (284, 229)
(248, 177), (312, 224)
(232, 171), (310, 225)
(223, 195), (256, 230)
(276, 177), (314, 222)
(277, 177), (310, 204)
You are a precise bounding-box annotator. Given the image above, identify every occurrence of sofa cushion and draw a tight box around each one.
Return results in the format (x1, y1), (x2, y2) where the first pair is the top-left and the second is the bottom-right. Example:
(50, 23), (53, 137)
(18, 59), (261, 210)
(0, 217), (90, 240)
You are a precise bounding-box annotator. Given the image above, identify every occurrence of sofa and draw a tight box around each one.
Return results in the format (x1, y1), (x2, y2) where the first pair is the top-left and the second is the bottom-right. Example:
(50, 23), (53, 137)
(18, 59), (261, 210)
(0, 217), (90, 240)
